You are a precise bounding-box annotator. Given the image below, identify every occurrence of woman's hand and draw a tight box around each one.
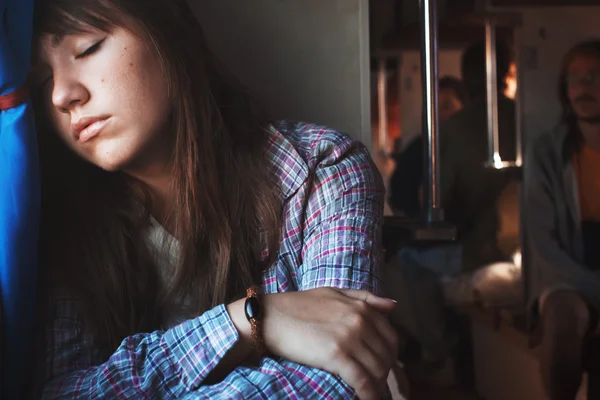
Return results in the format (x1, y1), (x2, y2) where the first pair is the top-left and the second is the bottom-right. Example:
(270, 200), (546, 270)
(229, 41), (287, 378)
(235, 288), (399, 400)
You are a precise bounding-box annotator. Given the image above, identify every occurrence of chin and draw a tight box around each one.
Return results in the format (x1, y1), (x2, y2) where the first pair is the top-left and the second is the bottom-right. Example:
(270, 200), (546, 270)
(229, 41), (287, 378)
(88, 152), (130, 172)
(89, 159), (123, 172)
(87, 140), (139, 172)
(576, 112), (600, 124)
(99, 163), (123, 172)
(574, 104), (600, 116)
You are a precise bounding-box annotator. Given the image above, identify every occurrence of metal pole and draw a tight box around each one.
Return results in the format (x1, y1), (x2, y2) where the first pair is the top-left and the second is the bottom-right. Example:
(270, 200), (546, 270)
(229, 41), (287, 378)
(513, 39), (523, 167)
(377, 57), (388, 154)
(419, 0), (443, 223)
(485, 17), (501, 167)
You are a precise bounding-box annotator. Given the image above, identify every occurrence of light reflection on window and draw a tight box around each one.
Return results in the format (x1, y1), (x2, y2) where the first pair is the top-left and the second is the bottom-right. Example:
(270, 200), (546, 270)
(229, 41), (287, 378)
(504, 62), (517, 100)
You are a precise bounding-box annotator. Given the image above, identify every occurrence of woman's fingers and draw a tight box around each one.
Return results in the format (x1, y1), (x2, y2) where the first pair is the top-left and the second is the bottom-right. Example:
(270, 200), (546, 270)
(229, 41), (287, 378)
(334, 353), (381, 400)
(338, 289), (398, 313)
(355, 338), (392, 390)
(337, 299), (398, 397)
(361, 334), (395, 381)
(367, 311), (400, 364)
(351, 315), (397, 387)
(260, 288), (400, 399)
(338, 289), (400, 364)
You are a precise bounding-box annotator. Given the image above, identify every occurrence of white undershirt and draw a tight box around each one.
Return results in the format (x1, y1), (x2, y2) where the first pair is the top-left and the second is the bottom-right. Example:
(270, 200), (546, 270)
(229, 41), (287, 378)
(144, 216), (191, 329)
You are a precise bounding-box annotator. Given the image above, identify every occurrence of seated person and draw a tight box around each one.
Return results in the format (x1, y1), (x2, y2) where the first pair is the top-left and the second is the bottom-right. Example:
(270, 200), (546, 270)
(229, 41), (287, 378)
(386, 41), (515, 380)
(388, 76), (468, 218)
(525, 39), (600, 400)
(28, 0), (400, 399)
(439, 40), (516, 272)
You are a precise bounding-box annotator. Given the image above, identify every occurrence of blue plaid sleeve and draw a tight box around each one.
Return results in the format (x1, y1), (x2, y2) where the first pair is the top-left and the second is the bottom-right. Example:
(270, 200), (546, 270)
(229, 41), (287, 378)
(298, 133), (384, 295)
(38, 301), (239, 399)
(38, 298), (357, 400)
(177, 358), (356, 399)
(173, 130), (385, 400)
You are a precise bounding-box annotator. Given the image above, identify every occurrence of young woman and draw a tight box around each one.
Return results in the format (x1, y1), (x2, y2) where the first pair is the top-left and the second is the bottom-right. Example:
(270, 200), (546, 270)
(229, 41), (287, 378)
(30, 0), (398, 399)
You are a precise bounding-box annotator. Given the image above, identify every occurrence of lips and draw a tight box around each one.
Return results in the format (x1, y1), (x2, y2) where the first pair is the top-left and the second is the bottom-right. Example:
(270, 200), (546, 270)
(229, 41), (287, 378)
(71, 116), (110, 143)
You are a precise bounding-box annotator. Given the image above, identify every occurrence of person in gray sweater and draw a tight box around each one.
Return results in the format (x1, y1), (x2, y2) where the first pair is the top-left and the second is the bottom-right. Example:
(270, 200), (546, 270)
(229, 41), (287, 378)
(525, 39), (600, 400)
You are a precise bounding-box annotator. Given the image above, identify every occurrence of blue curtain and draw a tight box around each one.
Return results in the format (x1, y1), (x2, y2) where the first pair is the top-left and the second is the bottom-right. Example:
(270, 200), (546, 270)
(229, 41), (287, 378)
(0, 0), (40, 398)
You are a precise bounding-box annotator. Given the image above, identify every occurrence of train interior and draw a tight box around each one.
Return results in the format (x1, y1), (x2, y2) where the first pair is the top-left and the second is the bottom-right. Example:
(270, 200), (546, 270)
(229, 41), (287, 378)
(371, 1), (600, 399)
(3, 0), (600, 399)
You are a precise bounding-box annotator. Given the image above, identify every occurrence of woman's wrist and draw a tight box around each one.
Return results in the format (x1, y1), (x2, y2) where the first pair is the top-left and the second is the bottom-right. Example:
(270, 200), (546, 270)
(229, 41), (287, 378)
(244, 286), (267, 356)
(227, 293), (278, 356)
(226, 298), (254, 348)
(204, 299), (259, 384)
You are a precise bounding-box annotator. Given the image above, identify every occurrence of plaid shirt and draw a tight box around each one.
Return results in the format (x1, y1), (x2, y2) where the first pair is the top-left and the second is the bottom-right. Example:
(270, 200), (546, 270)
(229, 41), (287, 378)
(35, 121), (385, 399)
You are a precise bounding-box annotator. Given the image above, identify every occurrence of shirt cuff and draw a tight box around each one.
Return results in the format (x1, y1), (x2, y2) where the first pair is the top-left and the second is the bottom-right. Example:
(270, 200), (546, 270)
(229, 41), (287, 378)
(163, 304), (240, 390)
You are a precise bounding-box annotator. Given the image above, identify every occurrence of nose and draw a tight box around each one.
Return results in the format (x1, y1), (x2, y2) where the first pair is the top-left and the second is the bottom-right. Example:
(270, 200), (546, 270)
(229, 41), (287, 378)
(51, 72), (90, 114)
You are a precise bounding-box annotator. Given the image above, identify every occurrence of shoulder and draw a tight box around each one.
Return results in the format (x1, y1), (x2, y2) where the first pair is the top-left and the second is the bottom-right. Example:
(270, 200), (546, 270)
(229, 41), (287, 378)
(268, 120), (379, 178)
(269, 121), (364, 165)
(524, 125), (570, 192)
(266, 121), (382, 199)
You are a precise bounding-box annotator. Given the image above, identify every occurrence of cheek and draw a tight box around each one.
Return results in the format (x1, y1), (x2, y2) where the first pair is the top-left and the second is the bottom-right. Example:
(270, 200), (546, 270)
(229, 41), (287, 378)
(125, 67), (170, 128)
(117, 50), (165, 108)
(567, 86), (581, 101)
(452, 100), (462, 113)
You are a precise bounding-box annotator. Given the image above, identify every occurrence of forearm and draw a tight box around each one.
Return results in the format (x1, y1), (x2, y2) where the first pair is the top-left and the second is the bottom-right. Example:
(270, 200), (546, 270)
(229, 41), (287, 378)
(39, 304), (242, 399)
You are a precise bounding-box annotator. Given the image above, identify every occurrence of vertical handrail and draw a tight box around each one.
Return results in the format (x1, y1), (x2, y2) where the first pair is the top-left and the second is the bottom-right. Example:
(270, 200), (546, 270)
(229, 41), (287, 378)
(419, 0), (443, 223)
(513, 37), (524, 167)
(377, 57), (389, 154)
(485, 17), (502, 168)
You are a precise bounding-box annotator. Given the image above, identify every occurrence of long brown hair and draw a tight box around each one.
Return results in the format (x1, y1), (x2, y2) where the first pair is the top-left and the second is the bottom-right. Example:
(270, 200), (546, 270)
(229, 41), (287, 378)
(33, 0), (282, 355)
(558, 40), (600, 133)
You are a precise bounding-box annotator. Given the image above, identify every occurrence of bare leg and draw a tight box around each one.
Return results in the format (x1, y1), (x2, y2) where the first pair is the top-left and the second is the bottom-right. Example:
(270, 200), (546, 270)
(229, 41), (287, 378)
(539, 290), (591, 400)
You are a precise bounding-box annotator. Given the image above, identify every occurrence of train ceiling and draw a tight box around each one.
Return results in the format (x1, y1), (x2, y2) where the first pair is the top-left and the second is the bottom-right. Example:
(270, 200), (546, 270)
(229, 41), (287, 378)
(379, 0), (597, 50)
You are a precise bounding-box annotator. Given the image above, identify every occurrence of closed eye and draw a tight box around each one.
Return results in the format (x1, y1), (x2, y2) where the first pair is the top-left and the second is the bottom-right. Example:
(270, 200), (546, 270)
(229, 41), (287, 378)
(75, 38), (106, 60)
